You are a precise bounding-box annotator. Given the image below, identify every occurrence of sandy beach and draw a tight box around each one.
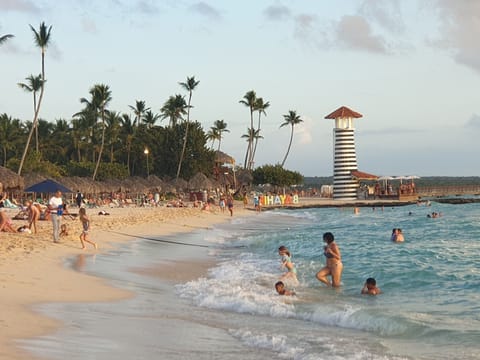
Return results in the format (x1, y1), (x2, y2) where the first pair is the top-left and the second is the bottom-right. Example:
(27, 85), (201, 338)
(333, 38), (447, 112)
(0, 202), (248, 360)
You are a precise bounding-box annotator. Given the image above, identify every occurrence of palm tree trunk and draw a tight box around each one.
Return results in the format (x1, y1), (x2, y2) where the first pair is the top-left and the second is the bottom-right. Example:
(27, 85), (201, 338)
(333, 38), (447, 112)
(33, 92), (39, 152)
(17, 85), (45, 175)
(176, 92), (192, 180)
(250, 112), (262, 169)
(92, 110), (106, 181)
(281, 125), (294, 167)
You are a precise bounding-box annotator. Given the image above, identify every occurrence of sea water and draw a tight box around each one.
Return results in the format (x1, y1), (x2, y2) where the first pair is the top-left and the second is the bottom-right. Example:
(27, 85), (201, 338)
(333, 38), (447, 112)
(20, 201), (480, 359)
(176, 202), (480, 359)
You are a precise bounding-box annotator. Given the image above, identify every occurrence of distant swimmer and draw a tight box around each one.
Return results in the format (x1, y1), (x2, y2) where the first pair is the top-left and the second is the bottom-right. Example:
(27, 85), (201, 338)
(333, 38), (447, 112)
(361, 278), (381, 295)
(316, 232), (343, 287)
(275, 281), (295, 296)
(391, 228), (404, 242)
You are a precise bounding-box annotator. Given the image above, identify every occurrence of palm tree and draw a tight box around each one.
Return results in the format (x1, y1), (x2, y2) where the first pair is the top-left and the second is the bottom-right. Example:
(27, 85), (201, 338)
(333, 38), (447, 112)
(176, 76), (200, 180)
(239, 90), (257, 170)
(17, 22), (52, 175)
(206, 127), (220, 149)
(0, 114), (22, 166)
(212, 119), (229, 151)
(279, 110), (304, 167)
(241, 127), (263, 168)
(129, 100), (150, 127)
(17, 74), (44, 152)
(250, 97), (269, 169)
(160, 94), (187, 127)
(105, 111), (122, 162)
(142, 110), (160, 128)
(0, 34), (14, 46)
(91, 84), (112, 180)
(120, 114), (135, 175)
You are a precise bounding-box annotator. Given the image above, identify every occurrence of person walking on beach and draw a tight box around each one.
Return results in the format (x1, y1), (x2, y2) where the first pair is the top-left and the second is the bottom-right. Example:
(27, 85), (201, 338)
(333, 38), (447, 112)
(48, 190), (63, 243)
(79, 207), (97, 250)
(316, 232), (343, 287)
(75, 190), (84, 208)
(227, 195), (234, 216)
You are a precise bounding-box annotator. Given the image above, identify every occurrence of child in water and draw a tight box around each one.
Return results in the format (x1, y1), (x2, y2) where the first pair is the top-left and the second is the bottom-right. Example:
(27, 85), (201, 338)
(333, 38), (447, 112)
(361, 277), (381, 295)
(278, 245), (298, 285)
(275, 281), (295, 296)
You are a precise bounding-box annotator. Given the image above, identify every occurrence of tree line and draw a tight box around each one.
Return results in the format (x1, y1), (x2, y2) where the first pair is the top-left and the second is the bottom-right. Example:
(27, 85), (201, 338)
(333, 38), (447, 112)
(1, 24), (305, 187)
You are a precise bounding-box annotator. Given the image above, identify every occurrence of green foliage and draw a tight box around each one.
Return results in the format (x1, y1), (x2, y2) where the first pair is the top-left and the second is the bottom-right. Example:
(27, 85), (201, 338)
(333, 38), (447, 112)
(253, 164), (304, 187)
(66, 161), (128, 180)
(8, 151), (64, 177)
(154, 121), (214, 179)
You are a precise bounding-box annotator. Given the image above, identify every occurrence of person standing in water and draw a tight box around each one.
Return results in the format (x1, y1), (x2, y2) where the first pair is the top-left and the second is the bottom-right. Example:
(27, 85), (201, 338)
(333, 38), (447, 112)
(79, 207), (97, 250)
(316, 232), (343, 287)
(278, 245), (298, 285)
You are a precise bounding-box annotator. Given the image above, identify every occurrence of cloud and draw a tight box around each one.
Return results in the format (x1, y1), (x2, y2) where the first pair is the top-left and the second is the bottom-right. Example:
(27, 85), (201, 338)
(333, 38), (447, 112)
(189, 1), (221, 21)
(263, 4), (291, 21)
(0, 0), (39, 13)
(135, 0), (160, 14)
(295, 116), (313, 145)
(334, 15), (389, 54)
(358, 0), (405, 34)
(430, 0), (480, 72)
(466, 114), (480, 128)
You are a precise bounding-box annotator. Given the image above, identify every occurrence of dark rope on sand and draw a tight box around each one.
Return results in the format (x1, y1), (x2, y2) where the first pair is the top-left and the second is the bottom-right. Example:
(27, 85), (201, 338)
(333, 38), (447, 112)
(109, 230), (209, 248)
(109, 230), (246, 249)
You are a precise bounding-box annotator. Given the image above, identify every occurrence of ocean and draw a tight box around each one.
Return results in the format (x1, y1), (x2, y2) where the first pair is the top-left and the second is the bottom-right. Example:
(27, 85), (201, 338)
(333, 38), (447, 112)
(20, 201), (480, 359)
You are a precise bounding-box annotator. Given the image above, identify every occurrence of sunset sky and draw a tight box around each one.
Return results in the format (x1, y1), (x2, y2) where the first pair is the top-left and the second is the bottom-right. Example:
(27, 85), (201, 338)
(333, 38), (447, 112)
(2, 0), (480, 176)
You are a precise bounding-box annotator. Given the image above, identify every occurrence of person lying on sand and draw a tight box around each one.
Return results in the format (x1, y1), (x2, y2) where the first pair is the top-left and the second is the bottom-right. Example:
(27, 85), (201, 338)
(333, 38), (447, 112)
(0, 208), (17, 233)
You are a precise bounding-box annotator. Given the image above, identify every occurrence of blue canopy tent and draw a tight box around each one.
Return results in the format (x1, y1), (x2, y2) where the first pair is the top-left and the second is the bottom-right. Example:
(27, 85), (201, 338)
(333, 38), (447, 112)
(24, 179), (73, 193)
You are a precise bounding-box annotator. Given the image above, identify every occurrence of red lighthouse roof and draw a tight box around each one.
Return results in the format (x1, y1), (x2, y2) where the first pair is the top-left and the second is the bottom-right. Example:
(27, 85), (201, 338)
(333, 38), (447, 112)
(324, 106), (363, 119)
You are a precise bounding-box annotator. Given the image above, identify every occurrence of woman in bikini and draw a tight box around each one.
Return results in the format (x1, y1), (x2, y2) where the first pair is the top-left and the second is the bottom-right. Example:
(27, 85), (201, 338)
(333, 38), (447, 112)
(316, 232), (343, 287)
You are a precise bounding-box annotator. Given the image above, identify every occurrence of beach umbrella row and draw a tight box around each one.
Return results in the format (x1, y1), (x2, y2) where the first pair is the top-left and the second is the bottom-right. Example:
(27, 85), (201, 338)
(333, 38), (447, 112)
(21, 173), (221, 196)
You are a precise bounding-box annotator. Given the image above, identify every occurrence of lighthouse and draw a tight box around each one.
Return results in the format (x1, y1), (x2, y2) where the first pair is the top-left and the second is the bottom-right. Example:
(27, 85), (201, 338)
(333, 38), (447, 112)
(324, 106), (363, 200)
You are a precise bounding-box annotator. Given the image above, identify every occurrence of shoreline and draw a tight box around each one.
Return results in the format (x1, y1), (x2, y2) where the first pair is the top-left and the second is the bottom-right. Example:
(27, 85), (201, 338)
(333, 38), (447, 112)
(0, 203), (248, 360)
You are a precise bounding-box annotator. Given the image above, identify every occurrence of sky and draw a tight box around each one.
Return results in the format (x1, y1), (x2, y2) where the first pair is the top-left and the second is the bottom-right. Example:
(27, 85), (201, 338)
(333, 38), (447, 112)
(1, 0), (480, 177)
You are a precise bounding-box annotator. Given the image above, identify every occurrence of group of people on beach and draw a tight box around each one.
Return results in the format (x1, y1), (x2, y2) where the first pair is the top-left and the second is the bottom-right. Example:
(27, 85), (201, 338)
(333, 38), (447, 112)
(1, 189), (98, 250)
(275, 232), (381, 297)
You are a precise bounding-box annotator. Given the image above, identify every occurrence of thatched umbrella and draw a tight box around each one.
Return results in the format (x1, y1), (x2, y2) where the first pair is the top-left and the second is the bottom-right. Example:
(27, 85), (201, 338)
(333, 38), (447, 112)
(236, 169), (253, 185)
(188, 172), (213, 190)
(215, 150), (235, 165)
(0, 166), (24, 192)
(170, 178), (188, 192)
(146, 175), (163, 192)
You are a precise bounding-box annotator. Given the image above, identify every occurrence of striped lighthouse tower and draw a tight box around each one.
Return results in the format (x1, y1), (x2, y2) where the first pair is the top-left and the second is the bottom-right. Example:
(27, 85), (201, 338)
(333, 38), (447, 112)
(324, 106), (363, 200)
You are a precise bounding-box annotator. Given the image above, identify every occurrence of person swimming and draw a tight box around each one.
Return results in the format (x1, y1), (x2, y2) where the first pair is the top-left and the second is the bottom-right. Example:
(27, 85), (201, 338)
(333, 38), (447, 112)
(275, 281), (295, 296)
(361, 277), (381, 295)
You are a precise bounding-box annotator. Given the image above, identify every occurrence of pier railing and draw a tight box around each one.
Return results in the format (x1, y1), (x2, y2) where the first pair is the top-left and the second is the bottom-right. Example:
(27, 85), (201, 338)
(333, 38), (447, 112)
(417, 185), (480, 197)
